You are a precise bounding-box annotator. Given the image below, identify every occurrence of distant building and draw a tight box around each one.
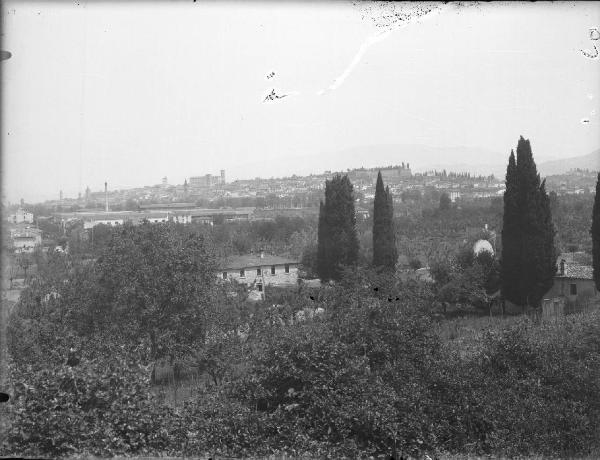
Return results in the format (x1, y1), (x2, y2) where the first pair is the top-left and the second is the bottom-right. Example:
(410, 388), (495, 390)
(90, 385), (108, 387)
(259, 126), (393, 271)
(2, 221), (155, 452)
(78, 211), (192, 228)
(7, 208), (34, 224)
(10, 228), (42, 253)
(83, 215), (125, 229)
(189, 170), (225, 189)
(218, 251), (299, 299)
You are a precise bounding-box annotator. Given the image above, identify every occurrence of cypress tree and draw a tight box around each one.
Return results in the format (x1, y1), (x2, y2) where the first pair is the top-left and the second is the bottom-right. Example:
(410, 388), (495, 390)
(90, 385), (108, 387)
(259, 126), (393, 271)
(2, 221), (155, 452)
(316, 174), (360, 281)
(373, 172), (397, 269)
(501, 150), (520, 304)
(316, 201), (330, 281)
(500, 136), (556, 308)
(592, 173), (600, 291)
(386, 185), (397, 268)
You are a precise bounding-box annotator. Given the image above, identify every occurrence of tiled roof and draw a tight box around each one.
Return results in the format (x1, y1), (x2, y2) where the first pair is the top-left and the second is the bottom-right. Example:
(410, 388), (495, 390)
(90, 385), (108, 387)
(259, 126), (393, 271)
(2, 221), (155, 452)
(220, 254), (299, 270)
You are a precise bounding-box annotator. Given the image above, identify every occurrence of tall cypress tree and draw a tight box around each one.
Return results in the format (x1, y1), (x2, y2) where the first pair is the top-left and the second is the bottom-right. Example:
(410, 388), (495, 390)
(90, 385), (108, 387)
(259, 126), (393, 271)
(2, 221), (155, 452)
(316, 201), (329, 281)
(373, 172), (397, 269)
(316, 174), (360, 281)
(501, 150), (520, 304)
(386, 185), (397, 267)
(592, 173), (600, 291)
(500, 136), (556, 308)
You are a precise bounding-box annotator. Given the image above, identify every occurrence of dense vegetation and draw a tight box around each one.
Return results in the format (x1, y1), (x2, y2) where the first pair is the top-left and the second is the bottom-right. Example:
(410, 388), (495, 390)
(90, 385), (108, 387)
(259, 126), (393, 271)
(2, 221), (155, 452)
(373, 172), (397, 270)
(3, 222), (600, 458)
(316, 175), (360, 281)
(501, 137), (556, 308)
(593, 173), (600, 290)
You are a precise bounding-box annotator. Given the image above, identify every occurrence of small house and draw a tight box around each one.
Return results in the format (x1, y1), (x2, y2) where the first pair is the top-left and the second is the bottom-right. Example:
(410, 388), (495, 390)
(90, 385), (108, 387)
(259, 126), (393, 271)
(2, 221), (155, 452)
(217, 251), (299, 298)
(545, 257), (598, 307)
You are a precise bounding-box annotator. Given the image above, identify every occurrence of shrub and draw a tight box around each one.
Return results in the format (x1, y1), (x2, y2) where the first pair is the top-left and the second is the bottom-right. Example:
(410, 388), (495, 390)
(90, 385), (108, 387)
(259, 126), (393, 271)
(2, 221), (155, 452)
(3, 356), (182, 458)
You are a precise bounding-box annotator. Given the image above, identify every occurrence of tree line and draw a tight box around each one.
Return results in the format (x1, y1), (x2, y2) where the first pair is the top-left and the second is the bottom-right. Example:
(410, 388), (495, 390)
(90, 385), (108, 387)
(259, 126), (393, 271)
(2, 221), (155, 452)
(314, 135), (600, 313)
(316, 171), (397, 282)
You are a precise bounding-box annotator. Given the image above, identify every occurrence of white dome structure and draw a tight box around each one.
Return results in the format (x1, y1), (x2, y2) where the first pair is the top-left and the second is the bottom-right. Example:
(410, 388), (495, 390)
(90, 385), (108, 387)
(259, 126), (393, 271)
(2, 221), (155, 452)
(473, 239), (494, 256)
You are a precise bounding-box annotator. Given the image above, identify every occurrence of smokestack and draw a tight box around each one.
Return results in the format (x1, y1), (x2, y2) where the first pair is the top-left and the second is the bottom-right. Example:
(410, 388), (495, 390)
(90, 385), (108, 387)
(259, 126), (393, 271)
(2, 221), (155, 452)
(104, 181), (108, 212)
(559, 259), (565, 276)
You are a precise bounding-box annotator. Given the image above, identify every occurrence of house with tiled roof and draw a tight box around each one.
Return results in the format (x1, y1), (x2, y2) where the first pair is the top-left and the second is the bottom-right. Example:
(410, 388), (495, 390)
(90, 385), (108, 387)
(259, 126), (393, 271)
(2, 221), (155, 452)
(544, 254), (598, 306)
(217, 251), (299, 297)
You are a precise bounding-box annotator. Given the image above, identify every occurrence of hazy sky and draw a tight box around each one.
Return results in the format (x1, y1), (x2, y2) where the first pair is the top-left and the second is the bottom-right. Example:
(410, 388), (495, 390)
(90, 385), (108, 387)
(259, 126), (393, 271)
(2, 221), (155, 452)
(2, 1), (599, 203)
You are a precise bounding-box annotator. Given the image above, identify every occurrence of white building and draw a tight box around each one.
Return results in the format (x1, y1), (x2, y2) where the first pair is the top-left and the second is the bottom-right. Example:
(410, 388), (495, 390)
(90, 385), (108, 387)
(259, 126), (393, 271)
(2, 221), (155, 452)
(218, 252), (299, 298)
(7, 208), (34, 224)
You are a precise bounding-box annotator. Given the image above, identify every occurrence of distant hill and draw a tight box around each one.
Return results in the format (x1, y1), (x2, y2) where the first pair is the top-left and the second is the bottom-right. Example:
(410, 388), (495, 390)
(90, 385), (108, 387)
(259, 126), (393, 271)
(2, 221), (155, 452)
(538, 150), (600, 176)
(227, 144), (599, 181)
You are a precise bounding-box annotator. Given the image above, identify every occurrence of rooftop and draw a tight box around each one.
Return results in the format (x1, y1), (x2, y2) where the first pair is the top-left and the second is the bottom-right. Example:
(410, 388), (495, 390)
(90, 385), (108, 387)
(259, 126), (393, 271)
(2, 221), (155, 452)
(220, 253), (299, 270)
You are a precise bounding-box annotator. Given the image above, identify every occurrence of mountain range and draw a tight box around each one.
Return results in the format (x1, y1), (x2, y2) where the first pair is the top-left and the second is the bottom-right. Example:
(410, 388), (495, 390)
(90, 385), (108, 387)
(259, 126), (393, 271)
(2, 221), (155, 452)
(537, 150), (600, 177)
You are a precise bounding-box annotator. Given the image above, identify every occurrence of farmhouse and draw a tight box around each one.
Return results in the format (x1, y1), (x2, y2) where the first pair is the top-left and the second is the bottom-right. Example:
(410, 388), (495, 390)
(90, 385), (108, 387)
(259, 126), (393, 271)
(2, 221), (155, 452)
(544, 257), (598, 306)
(218, 252), (299, 295)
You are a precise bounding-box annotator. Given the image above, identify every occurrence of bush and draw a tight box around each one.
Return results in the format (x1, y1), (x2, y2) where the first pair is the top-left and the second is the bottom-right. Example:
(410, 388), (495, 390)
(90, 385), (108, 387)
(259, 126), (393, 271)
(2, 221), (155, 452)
(428, 313), (600, 457)
(3, 356), (182, 457)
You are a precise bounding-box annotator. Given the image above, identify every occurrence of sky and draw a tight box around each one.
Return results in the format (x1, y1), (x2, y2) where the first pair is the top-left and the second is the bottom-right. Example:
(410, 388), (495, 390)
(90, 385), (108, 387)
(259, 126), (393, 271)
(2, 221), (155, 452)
(2, 1), (599, 203)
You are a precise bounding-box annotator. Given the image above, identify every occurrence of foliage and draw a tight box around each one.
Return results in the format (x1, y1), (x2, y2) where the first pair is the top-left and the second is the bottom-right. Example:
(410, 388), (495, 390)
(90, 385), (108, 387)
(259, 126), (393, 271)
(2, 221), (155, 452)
(501, 136), (556, 308)
(5, 222), (600, 459)
(94, 222), (217, 364)
(439, 192), (451, 211)
(419, 312), (600, 458)
(592, 173), (600, 290)
(316, 174), (360, 281)
(373, 172), (397, 270)
(234, 275), (441, 456)
(3, 352), (182, 458)
(433, 243), (500, 312)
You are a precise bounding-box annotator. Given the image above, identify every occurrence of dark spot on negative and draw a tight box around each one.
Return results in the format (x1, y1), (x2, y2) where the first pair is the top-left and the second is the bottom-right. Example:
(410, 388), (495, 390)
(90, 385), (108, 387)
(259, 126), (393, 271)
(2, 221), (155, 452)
(0, 393), (10, 403)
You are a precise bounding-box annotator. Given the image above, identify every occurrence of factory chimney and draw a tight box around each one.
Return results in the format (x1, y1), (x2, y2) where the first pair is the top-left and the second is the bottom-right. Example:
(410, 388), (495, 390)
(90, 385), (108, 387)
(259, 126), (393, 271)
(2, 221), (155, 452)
(104, 181), (109, 212)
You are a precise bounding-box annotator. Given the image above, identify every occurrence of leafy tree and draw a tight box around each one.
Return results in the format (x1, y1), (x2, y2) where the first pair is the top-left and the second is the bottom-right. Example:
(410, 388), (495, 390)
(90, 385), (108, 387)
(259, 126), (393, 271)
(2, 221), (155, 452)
(439, 192), (451, 211)
(316, 175), (360, 281)
(501, 137), (556, 308)
(94, 222), (217, 374)
(474, 249), (501, 295)
(593, 173), (600, 291)
(373, 172), (397, 270)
